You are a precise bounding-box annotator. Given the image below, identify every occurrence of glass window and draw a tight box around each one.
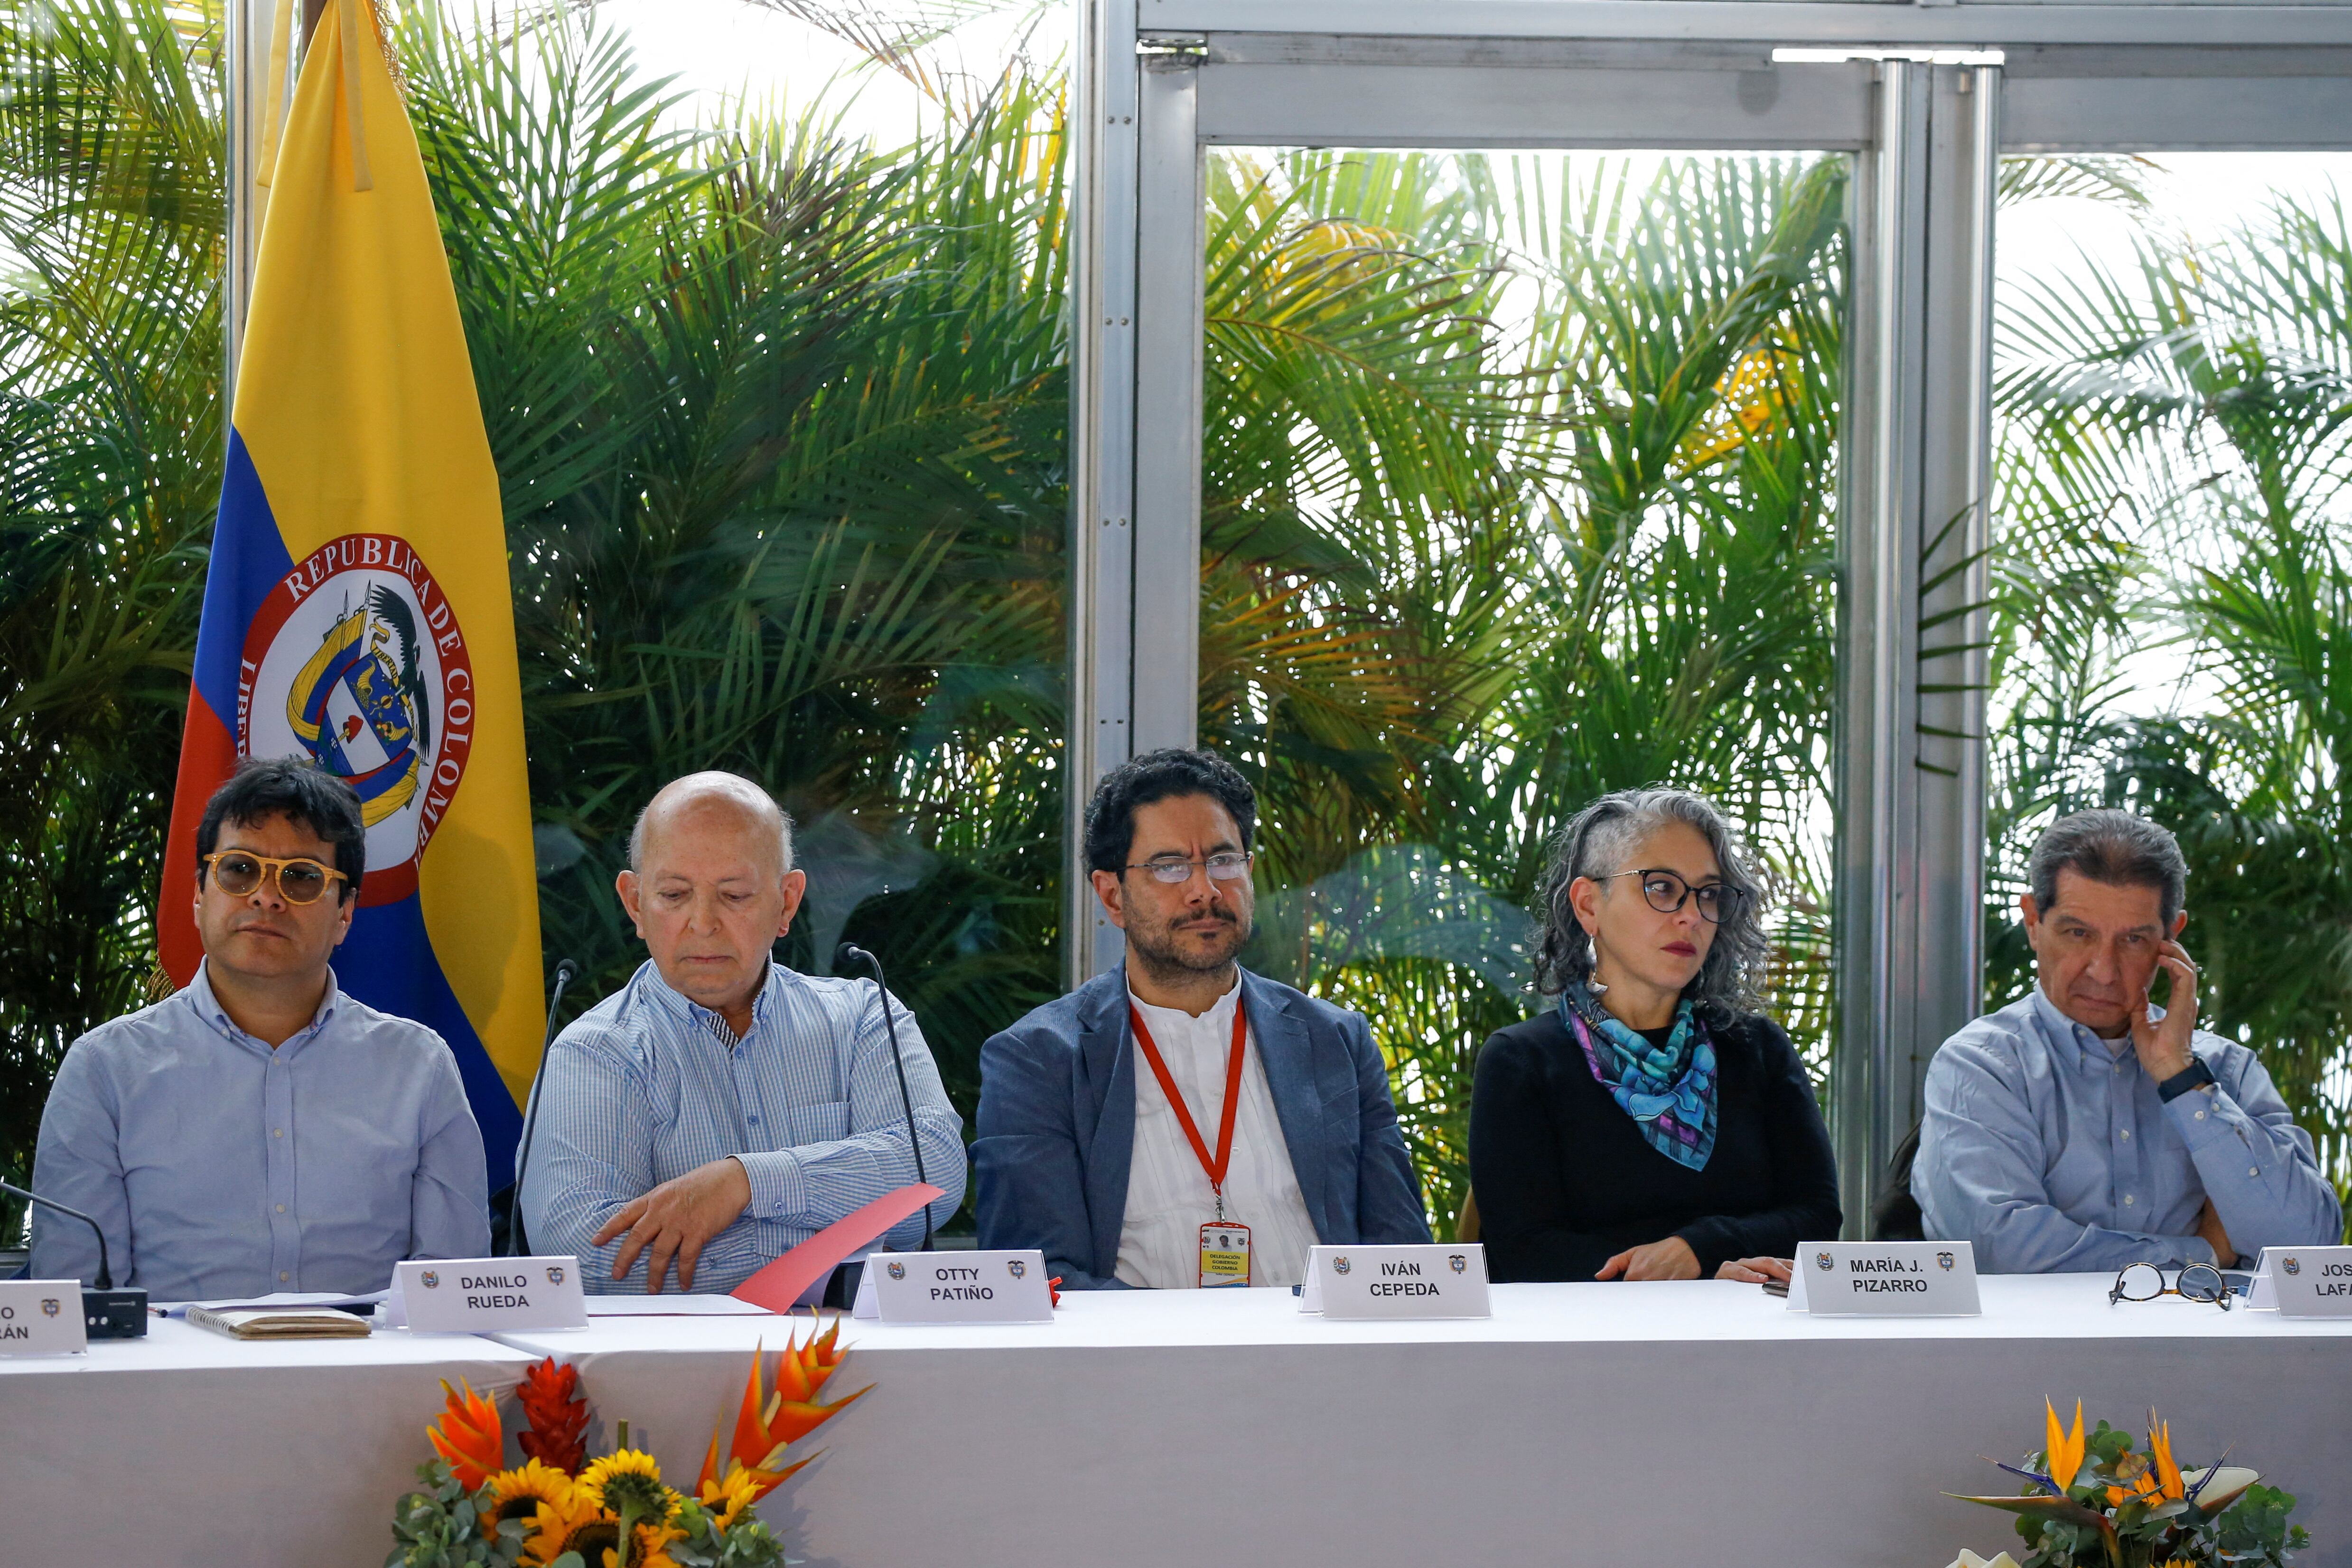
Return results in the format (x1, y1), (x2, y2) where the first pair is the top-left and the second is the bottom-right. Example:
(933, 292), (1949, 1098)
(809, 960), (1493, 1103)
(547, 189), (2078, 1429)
(1202, 148), (1849, 1234)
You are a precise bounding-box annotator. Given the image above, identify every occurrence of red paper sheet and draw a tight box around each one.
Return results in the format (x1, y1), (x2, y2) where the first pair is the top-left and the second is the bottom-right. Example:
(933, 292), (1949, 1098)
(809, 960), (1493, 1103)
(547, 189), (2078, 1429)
(729, 1183), (947, 1313)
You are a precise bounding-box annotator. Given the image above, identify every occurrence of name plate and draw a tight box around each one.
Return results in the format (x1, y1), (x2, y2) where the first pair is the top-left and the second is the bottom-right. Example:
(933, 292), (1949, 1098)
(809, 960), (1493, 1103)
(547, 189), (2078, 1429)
(0, 1280), (88, 1355)
(1303, 1244), (1491, 1320)
(854, 1250), (1055, 1325)
(1787, 1241), (1980, 1316)
(2266, 1246), (2352, 1316)
(387, 1257), (588, 1333)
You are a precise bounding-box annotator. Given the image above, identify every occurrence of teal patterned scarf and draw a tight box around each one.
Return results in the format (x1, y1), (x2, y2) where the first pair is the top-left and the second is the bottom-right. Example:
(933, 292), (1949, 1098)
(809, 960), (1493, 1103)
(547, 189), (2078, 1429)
(1559, 981), (1719, 1171)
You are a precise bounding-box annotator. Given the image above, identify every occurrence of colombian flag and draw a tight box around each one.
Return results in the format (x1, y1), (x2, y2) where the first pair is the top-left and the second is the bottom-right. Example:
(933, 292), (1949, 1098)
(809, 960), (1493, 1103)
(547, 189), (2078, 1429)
(160, 0), (539, 1182)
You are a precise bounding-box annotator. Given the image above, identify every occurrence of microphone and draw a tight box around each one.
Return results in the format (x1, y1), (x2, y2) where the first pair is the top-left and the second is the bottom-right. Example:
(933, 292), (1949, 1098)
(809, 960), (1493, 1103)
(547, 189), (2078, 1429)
(505, 957), (579, 1257)
(837, 944), (933, 1252)
(0, 1179), (147, 1338)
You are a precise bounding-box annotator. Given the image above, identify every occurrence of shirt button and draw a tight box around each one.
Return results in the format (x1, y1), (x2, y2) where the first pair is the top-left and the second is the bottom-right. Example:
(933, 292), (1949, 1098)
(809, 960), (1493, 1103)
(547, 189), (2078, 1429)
(2120, 1129), (2132, 1140)
(2124, 1194), (2136, 1206)
(275, 1204), (286, 1213)
(2195, 1109), (2207, 1120)
(280, 1271), (290, 1281)
(273, 1128), (283, 1138)
(2251, 1167), (2260, 1177)
(747, 1114), (760, 1124)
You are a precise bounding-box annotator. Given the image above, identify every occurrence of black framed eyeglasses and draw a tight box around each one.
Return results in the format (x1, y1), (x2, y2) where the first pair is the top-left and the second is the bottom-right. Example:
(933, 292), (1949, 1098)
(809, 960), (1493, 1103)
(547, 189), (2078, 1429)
(2109, 1260), (2233, 1310)
(1126, 852), (1252, 886)
(1605, 868), (1747, 924)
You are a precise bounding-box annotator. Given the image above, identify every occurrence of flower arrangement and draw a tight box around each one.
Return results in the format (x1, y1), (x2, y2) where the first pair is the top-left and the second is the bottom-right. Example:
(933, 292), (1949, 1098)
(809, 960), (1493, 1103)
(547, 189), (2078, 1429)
(1948, 1399), (2308, 1568)
(387, 1319), (870, 1568)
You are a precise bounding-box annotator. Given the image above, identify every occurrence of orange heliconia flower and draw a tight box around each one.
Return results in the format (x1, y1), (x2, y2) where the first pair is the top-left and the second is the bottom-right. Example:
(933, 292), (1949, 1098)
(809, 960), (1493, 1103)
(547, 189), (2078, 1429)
(515, 1357), (590, 1475)
(2044, 1399), (2087, 1492)
(427, 1378), (505, 1492)
(2147, 1415), (2186, 1501)
(696, 1321), (871, 1501)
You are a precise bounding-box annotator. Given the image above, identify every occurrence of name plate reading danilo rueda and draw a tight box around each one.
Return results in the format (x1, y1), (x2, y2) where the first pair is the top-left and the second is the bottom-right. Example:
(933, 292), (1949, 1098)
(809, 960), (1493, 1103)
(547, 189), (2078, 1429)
(0, 1280), (89, 1355)
(386, 1257), (588, 1333)
(855, 1250), (1056, 1325)
(1303, 1243), (1492, 1320)
(1787, 1240), (1980, 1316)
(2266, 1246), (2352, 1317)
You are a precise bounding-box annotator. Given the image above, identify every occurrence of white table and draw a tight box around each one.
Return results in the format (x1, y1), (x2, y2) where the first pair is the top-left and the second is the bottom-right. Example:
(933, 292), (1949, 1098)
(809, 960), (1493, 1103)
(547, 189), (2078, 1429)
(486, 1275), (2352, 1568)
(0, 1316), (541, 1567)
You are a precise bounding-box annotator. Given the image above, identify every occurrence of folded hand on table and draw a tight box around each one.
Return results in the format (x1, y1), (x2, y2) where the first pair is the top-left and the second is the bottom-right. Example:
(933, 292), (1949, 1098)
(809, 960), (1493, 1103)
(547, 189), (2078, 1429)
(591, 1155), (754, 1293)
(1716, 1256), (1792, 1285)
(1596, 1235), (1701, 1280)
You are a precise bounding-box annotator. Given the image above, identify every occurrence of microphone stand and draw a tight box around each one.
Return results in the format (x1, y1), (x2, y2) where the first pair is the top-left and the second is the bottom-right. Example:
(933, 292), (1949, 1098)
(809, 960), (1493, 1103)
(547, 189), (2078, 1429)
(0, 1179), (146, 1338)
(837, 944), (933, 1252)
(505, 958), (579, 1257)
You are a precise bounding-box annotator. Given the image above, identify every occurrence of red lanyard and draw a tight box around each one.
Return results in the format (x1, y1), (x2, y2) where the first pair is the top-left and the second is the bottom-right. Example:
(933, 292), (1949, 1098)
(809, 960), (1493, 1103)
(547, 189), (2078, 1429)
(1129, 999), (1249, 1210)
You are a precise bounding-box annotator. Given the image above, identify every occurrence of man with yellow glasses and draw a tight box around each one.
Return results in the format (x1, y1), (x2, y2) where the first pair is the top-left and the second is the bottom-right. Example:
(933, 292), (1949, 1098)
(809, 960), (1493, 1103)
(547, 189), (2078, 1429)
(30, 757), (488, 1298)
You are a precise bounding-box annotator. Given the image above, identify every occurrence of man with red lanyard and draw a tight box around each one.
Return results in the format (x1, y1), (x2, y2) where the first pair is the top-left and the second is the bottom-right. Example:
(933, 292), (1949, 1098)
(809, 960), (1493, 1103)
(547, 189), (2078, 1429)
(973, 748), (1430, 1288)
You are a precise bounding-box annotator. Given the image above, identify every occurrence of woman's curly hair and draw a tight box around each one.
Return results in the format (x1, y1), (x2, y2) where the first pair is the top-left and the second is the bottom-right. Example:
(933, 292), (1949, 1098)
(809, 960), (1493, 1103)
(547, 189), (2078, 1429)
(1531, 786), (1770, 1020)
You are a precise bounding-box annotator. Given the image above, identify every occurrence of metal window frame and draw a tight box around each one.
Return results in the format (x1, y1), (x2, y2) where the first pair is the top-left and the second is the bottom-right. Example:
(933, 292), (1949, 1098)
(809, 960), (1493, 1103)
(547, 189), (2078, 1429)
(1064, 0), (2352, 1232)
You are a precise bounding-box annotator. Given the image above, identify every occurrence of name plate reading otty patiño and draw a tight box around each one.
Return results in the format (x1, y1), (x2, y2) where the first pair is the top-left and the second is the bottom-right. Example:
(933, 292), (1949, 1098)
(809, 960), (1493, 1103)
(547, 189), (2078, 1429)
(387, 1257), (588, 1333)
(860, 1250), (1055, 1325)
(2266, 1246), (2352, 1316)
(1303, 1244), (1491, 1320)
(1787, 1241), (1980, 1316)
(0, 1280), (89, 1355)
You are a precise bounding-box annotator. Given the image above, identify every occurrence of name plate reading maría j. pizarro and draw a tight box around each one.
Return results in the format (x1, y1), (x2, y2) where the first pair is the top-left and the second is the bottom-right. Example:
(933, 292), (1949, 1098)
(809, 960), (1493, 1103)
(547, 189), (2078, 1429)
(1788, 1241), (1981, 1317)
(1304, 1243), (1492, 1320)
(856, 1250), (1056, 1325)
(386, 1257), (588, 1333)
(0, 1280), (88, 1355)
(2267, 1246), (2352, 1317)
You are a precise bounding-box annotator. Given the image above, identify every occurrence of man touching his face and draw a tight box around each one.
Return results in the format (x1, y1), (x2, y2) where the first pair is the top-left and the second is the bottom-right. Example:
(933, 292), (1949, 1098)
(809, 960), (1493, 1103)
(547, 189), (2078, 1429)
(1916, 809), (2340, 1272)
(517, 773), (963, 1293)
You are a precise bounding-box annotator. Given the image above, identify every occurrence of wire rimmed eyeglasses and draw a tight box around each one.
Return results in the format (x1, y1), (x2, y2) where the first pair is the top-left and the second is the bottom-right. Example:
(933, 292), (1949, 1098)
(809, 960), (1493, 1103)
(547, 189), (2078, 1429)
(1126, 852), (1253, 886)
(2109, 1260), (2233, 1310)
(1602, 868), (1748, 924)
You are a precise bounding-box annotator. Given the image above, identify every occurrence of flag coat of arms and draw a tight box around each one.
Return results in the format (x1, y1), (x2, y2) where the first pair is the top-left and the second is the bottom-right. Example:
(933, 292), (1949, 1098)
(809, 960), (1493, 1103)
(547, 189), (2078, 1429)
(160, 0), (539, 1181)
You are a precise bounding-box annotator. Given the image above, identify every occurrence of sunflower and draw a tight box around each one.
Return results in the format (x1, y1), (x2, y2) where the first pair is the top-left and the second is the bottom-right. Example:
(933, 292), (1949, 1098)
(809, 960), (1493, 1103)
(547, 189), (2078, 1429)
(520, 1493), (609, 1568)
(698, 1463), (763, 1532)
(483, 1460), (575, 1540)
(577, 1448), (679, 1521)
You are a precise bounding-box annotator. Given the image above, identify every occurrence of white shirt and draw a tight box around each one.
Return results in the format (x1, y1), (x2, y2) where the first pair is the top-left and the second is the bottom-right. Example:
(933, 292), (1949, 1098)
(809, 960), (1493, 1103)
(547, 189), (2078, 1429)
(1116, 978), (1320, 1288)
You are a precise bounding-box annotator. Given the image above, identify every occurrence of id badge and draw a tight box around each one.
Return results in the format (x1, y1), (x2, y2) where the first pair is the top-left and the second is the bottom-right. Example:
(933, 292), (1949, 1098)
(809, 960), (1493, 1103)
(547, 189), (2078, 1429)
(1200, 1221), (1251, 1288)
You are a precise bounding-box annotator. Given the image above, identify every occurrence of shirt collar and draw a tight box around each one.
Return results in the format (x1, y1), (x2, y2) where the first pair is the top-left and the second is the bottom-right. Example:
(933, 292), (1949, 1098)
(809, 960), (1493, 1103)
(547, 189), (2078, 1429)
(183, 958), (341, 1053)
(1125, 967), (1243, 1033)
(2028, 983), (2148, 1072)
(637, 957), (784, 1040)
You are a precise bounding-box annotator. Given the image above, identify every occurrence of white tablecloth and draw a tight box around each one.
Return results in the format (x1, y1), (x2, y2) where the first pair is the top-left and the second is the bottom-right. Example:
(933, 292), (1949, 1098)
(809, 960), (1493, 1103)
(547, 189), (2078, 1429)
(0, 1317), (541, 1567)
(9, 1278), (2348, 1568)
(491, 1275), (2352, 1568)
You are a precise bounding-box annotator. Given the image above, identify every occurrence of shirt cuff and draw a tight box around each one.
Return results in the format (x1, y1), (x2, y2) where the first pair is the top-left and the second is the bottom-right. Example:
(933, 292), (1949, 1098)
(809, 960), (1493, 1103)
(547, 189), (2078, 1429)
(734, 1151), (804, 1222)
(2179, 1233), (2220, 1267)
(2161, 1084), (2232, 1149)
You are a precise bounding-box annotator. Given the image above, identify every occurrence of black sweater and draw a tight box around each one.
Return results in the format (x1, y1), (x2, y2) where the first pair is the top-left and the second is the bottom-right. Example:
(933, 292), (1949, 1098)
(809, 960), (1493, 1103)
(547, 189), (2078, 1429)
(1469, 1008), (1841, 1282)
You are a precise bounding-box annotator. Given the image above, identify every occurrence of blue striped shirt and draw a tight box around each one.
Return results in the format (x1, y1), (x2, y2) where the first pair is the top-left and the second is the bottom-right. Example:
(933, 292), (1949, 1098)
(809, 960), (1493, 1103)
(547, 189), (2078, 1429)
(516, 959), (966, 1294)
(30, 961), (488, 1298)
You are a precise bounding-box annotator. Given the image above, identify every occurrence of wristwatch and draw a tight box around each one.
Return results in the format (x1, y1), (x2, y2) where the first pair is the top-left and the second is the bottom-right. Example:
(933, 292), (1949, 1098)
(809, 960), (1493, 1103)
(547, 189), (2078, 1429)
(2157, 1057), (2217, 1102)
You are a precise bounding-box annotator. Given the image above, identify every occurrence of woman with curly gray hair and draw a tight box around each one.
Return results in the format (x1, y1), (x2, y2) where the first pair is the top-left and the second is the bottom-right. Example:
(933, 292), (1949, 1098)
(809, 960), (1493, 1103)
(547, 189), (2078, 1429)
(1469, 786), (1839, 1285)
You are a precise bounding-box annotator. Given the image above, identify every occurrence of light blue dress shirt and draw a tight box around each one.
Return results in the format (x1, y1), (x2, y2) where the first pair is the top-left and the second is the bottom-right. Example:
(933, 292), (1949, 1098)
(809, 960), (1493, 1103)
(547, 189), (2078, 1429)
(29, 961), (490, 1298)
(516, 960), (967, 1294)
(1917, 988), (2341, 1272)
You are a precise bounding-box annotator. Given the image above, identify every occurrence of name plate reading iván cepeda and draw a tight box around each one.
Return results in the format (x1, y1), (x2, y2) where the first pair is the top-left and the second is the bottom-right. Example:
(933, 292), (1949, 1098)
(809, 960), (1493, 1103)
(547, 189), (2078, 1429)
(855, 1250), (1056, 1325)
(386, 1257), (588, 1333)
(0, 1280), (89, 1355)
(1787, 1240), (1980, 1316)
(1303, 1243), (1492, 1320)
(2266, 1246), (2352, 1317)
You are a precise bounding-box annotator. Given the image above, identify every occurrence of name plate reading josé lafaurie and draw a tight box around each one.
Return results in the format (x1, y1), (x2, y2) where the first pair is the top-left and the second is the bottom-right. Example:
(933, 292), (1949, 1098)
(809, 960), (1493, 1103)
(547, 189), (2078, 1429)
(861, 1250), (1055, 1325)
(1787, 1240), (1980, 1316)
(388, 1257), (588, 1333)
(1304, 1243), (1492, 1320)
(2266, 1246), (2352, 1317)
(0, 1280), (88, 1355)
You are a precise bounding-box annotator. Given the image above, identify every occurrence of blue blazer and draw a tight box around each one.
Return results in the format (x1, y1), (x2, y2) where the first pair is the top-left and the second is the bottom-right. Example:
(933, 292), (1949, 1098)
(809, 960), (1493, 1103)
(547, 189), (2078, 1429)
(972, 966), (1430, 1288)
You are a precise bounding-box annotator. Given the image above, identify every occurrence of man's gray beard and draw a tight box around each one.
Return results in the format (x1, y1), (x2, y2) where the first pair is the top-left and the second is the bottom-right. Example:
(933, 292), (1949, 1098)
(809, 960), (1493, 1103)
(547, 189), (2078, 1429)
(1126, 913), (1249, 982)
